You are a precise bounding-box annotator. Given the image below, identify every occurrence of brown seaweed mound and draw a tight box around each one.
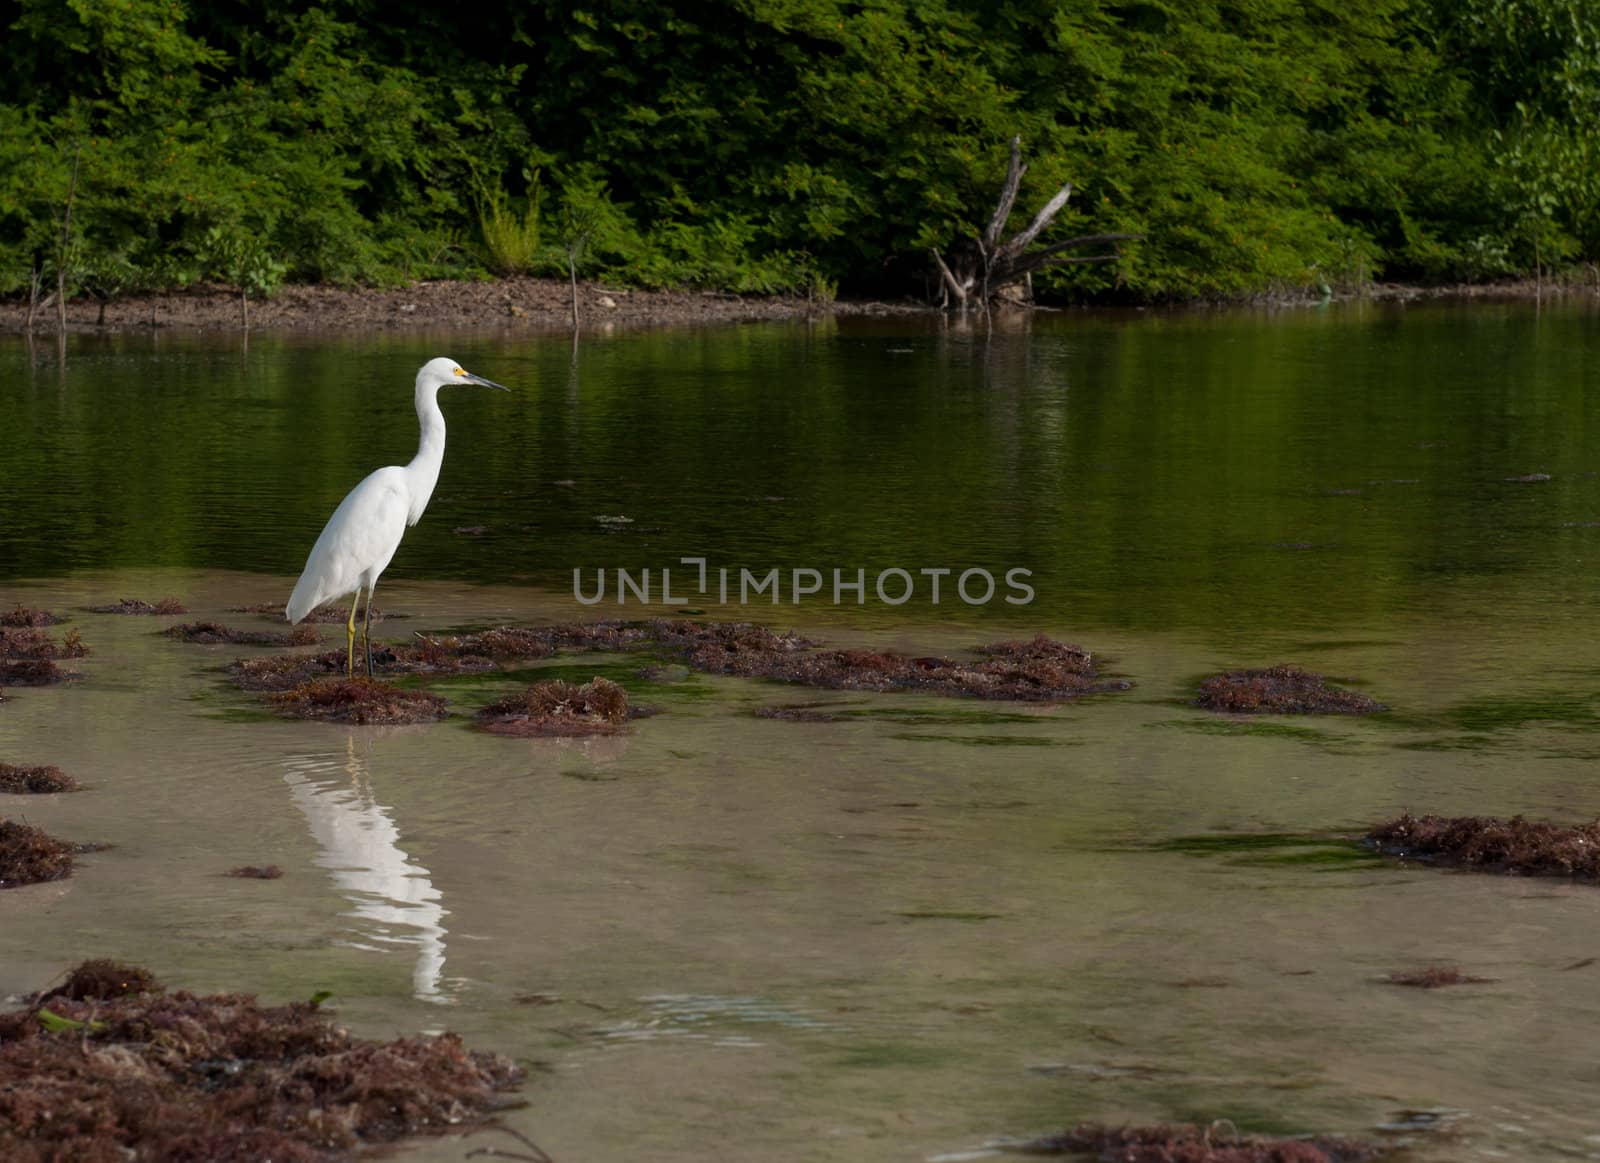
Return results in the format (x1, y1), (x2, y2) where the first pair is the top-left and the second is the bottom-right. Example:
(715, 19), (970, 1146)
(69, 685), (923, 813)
(0, 819), (74, 887)
(0, 627), (88, 685)
(1195, 665), (1384, 714)
(229, 649), (359, 691)
(647, 619), (816, 674)
(1367, 813), (1600, 880)
(40, 959), (160, 1003)
(1, 606), (61, 628)
(0, 963), (522, 1162)
(89, 597), (187, 615)
(476, 677), (630, 736)
(0, 763), (80, 794)
(1381, 966), (1494, 988)
(268, 678), (449, 725)
(1019, 1122), (1381, 1162)
(0, 627), (88, 659)
(165, 621), (322, 646)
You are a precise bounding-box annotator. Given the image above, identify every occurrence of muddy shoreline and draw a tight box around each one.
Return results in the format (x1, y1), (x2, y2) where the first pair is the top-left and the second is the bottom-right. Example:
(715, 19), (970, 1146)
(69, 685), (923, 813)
(2, 275), (1593, 336)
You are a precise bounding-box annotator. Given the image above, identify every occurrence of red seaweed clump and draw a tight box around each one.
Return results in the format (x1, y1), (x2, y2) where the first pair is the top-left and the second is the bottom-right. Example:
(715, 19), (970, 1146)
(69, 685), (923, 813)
(1195, 664), (1384, 714)
(268, 678), (449, 725)
(229, 621), (1126, 705)
(0, 763), (80, 794)
(1381, 966), (1494, 988)
(39, 959), (160, 1003)
(229, 649), (357, 691)
(165, 621), (321, 646)
(0, 627), (88, 659)
(1367, 813), (1600, 880)
(0, 962), (522, 1162)
(476, 677), (631, 736)
(0, 818), (75, 887)
(1, 605), (61, 627)
(89, 597), (187, 615)
(227, 864), (285, 879)
(0, 627), (88, 687)
(1018, 1122), (1381, 1162)
(647, 618), (816, 674)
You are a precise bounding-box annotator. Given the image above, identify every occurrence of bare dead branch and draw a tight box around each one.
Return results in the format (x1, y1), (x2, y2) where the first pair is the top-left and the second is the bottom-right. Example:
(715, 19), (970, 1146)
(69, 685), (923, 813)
(982, 136), (1027, 254)
(929, 247), (967, 305)
(998, 181), (1074, 262)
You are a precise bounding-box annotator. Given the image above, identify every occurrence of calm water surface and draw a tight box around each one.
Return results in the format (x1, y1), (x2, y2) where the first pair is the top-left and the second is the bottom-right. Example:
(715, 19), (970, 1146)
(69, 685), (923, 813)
(4, 303), (1600, 1161)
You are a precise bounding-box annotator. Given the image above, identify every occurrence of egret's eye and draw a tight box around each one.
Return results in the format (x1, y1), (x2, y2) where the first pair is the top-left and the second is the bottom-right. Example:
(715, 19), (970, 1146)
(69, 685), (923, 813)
(453, 367), (466, 377)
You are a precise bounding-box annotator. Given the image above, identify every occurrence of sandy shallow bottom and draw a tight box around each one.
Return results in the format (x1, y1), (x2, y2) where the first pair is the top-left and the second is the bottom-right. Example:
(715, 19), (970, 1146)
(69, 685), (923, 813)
(4, 568), (1600, 1161)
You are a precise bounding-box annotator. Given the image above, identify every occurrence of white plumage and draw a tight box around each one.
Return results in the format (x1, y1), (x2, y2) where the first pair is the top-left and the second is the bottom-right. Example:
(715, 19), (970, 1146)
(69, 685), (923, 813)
(286, 356), (509, 674)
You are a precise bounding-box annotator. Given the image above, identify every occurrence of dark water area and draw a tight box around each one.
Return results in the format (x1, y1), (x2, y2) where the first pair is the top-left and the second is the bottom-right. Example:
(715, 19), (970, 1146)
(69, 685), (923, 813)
(5, 301), (1599, 639)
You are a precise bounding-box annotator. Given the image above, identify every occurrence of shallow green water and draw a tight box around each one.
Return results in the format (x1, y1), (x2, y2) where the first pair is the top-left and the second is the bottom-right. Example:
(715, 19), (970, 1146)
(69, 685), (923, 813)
(4, 303), (1600, 1162)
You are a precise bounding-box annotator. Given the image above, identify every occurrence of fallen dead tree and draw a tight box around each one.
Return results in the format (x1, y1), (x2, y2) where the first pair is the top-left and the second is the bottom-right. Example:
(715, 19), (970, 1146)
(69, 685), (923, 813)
(930, 136), (1138, 311)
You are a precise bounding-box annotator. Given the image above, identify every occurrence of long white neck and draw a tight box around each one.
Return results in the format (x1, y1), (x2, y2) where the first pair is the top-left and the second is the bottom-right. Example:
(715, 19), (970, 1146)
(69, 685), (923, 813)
(404, 383), (447, 526)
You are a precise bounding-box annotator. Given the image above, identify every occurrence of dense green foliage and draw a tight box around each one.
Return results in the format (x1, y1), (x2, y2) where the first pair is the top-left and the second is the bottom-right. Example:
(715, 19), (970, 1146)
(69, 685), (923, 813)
(2, 0), (1597, 302)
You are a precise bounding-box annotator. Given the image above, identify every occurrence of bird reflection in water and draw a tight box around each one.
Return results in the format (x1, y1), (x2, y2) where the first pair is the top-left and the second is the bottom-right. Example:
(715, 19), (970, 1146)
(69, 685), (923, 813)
(282, 735), (458, 1004)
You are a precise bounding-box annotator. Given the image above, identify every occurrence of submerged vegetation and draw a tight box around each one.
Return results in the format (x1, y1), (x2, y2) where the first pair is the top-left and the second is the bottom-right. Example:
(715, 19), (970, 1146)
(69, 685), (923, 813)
(1195, 665), (1385, 715)
(88, 597), (187, 615)
(1381, 966), (1494, 989)
(4, 0), (1600, 308)
(0, 961), (523, 1161)
(1016, 1121), (1381, 1161)
(1368, 813), (1600, 880)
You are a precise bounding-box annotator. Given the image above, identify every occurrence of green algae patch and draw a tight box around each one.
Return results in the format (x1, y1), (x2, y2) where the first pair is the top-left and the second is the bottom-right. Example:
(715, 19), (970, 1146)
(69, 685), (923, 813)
(1195, 664), (1385, 714)
(0, 961), (522, 1162)
(267, 678), (449, 725)
(1443, 695), (1600, 733)
(1367, 813), (1600, 881)
(1150, 718), (1348, 747)
(0, 763), (80, 794)
(1148, 832), (1386, 870)
(1015, 1121), (1382, 1161)
(887, 732), (1066, 746)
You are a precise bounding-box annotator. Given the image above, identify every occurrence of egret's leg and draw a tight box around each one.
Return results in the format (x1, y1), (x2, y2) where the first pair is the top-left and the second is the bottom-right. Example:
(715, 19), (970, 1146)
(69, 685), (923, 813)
(346, 589), (362, 679)
(362, 588), (376, 678)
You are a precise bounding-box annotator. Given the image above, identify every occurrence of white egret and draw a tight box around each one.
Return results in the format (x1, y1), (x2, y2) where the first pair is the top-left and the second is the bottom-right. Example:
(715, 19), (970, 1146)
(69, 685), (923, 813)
(286, 357), (509, 676)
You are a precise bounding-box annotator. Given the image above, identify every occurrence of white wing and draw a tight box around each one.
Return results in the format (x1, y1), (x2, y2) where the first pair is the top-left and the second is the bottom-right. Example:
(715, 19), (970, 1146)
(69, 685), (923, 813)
(286, 467), (412, 623)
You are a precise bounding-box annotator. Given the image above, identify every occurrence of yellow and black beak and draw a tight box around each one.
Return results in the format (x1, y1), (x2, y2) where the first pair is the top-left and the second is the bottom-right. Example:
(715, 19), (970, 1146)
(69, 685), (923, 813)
(455, 368), (510, 391)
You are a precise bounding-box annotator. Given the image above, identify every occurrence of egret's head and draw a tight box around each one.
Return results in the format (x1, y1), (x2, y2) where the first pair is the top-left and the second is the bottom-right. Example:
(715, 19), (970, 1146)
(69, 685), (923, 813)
(417, 356), (510, 392)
